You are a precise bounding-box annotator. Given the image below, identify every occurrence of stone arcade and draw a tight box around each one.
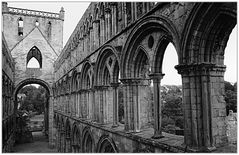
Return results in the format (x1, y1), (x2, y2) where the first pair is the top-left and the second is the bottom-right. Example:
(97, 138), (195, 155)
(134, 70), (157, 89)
(2, 2), (237, 153)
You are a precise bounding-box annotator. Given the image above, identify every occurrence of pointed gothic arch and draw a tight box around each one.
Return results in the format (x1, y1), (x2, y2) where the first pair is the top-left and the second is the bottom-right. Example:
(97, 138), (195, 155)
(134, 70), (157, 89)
(26, 46), (42, 68)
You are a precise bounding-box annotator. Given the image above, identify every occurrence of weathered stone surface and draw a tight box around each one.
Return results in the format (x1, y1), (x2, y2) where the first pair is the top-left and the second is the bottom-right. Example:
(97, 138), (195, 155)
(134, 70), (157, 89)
(2, 2), (237, 153)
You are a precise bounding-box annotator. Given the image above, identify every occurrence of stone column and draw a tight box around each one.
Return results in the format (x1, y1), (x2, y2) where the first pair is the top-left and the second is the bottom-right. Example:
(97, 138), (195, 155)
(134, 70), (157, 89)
(91, 89), (96, 121)
(175, 63), (227, 152)
(111, 82), (120, 127)
(73, 93), (76, 116)
(48, 96), (55, 147)
(65, 136), (71, 152)
(99, 87), (104, 123)
(149, 73), (165, 139)
(120, 78), (140, 132)
(57, 126), (61, 152)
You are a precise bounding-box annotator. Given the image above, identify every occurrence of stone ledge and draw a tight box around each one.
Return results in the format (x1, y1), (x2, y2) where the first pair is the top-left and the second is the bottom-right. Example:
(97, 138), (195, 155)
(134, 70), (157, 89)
(54, 110), (186, 152)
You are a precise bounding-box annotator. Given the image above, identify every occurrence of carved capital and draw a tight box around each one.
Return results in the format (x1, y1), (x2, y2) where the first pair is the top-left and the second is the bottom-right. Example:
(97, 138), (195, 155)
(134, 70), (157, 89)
(148, 73), (165, 80)
(175, 63), (226, 76)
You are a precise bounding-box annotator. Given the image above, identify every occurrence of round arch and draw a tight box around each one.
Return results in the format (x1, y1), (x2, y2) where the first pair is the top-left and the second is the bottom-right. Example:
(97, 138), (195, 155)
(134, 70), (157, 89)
(80, 60), (94, 89)
(96, 135), (118, 153)
(65, 118), (72, 152)
(94, 44), (120, 86)
(121, 15), (180, 77)
(14, 78), (52, 98)
(71, 122), (81, 152)
(70, 68), (78, 92)
(82, 126), (95, 153)
(181, 3), (237, 64)
(14, 78), (52, 138)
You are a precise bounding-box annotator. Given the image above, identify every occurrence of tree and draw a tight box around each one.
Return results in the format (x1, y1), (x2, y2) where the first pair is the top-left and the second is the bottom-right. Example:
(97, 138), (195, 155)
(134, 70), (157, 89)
(18, 85), (47, 114)
(224, 81), (237, 115)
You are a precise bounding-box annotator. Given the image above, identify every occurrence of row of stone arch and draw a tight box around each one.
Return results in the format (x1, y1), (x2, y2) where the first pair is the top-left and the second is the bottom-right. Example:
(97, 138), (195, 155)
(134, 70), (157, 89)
(53, 3), (236, 150)
(62, 2), (155, 64)
(54, 115), (118, 153)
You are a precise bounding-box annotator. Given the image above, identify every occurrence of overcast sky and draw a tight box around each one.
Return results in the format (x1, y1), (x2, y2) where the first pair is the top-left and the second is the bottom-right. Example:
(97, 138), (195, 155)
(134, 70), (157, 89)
(7, 2), (237, 85)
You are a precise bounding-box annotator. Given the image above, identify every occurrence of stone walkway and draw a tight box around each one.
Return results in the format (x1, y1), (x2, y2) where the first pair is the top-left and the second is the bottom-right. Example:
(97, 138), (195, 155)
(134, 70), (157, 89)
(12, 131), (56, 153)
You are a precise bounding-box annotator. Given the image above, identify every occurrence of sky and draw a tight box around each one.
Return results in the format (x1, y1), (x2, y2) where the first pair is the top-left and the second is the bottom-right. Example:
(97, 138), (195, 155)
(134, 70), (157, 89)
(6, 2), (237, 85)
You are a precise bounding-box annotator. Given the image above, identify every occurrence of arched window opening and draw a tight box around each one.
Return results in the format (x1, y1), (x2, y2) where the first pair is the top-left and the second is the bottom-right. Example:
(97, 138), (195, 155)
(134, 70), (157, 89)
(65, 120), (71, 153)
(160, 42), (183, 135)
(162, 43), (181, 85)
(18, 17), (23, 36)
(26, 46), (42, 68)
(83, 132), (93, 153)
(35, 20), (39, 26)
(98, 139), (116, 153)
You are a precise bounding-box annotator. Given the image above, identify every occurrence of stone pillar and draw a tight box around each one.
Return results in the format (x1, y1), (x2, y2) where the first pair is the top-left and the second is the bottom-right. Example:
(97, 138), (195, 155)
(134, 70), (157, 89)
(48, 96), (55, 148)
(91, 89), (96, 121)
(65, 136), (71, 153)
(111, 82), (120, 127)
(73, 93), (76, 116)
(79, 92), (83, 118)
(175, 63), (227, 152)
(149, 73), (165, 139)
(99, 88), (104, 123)
(120, 78), (140, 132)
(89, 90), (93, 120)
(57, 126), (61, 152)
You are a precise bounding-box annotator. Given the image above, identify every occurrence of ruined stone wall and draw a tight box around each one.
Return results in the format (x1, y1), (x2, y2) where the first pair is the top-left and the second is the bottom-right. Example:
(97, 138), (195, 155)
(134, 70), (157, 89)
(53, 2), (237, 152)
(54, 112), (186, 153)
(2, 2), (64, 55)
(54, 2), (157, 80)
(2, 34), (15, 153)
(2, 2), (64, 86)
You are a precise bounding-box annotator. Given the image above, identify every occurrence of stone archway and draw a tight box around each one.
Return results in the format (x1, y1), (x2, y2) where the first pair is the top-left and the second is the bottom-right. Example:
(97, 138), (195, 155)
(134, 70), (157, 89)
(120, 15), (181, 134)
(82, 126), (94, 153)
(14, 78), (53, 137)
(96, 135), (118, 153)
(94, 45), (120, 126)
(175, 3), (237, 151)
